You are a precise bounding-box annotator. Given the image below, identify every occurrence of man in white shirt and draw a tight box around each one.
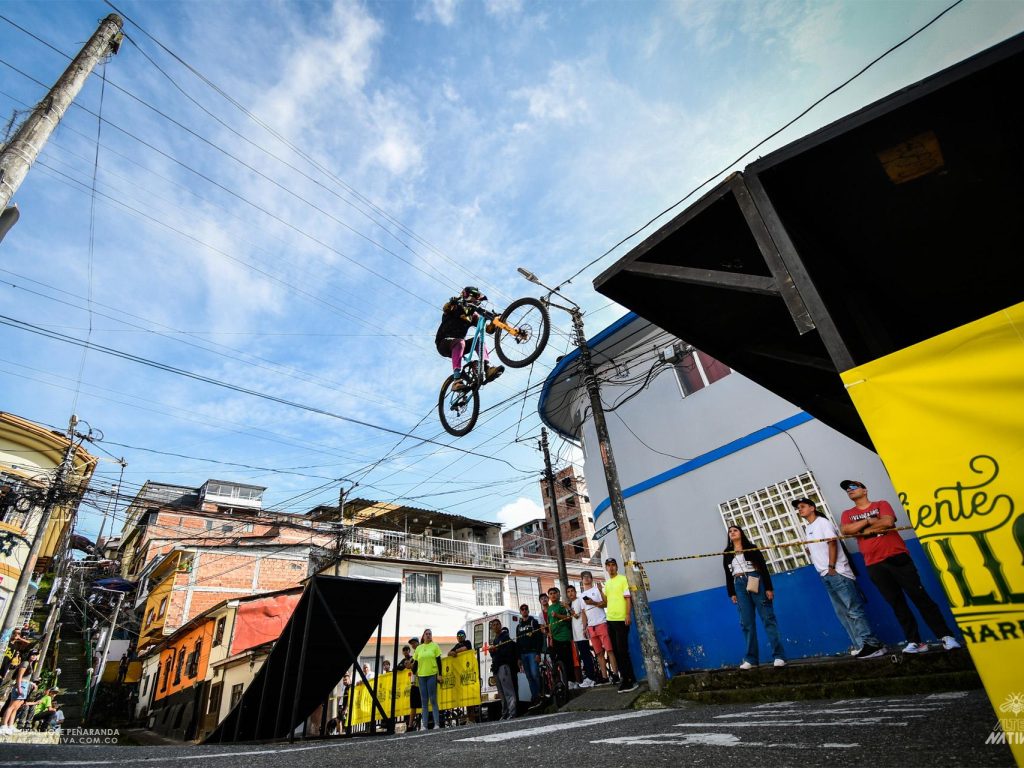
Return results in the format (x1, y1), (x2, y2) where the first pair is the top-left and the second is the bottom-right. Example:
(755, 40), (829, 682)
(578, 570), (617, 685)
(793, 497), (885, 659)
(566, 585), (596, 687)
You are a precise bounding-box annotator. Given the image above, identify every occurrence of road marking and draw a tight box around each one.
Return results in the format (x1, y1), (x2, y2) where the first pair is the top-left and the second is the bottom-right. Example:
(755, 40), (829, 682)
(454, 710), (671, 742)
(675, 721), (908, 728)
(593, 732), (762, 747)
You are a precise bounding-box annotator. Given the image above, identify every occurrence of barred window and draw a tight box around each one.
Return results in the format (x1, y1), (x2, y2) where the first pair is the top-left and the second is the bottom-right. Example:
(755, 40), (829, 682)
(718, 472), (830, 573)
(405, 572), (440, 603)
(213, 617), (226, 647)
(230, 683), (244, 709)
(474, 577), (503, 607)
(508, 576), (541, 615)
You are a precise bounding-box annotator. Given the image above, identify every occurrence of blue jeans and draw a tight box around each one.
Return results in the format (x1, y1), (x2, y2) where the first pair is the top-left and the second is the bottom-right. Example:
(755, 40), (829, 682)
(734, 575), (785, 664)
(520, 652), (540, 699)
(822, 573), (881, 649)
(418, 675), (440, 728)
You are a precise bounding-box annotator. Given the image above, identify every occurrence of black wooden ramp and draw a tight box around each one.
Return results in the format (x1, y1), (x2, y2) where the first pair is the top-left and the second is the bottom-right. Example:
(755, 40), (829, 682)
(206, 574), (399, 743)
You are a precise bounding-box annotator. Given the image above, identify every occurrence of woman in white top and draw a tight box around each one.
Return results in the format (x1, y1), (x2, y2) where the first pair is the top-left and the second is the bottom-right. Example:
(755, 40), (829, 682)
(722, 524), (786, 670)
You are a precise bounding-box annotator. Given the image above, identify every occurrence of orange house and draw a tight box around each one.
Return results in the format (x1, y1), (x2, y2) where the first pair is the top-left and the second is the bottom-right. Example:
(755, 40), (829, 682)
(148, 618), (214, 739)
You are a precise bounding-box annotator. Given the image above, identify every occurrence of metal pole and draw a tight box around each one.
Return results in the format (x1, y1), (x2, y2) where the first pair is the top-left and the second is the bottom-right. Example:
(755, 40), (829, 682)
(0, 415), (80, 656)
(0, 14), (123, 209)
(370, 617), (382, 734)
(85, 589), (124, 722)
(388, 590), (400, 734)
(571, 308), (667, 692)
(540, 428), (570, 591)
(288, 580), (317, 743)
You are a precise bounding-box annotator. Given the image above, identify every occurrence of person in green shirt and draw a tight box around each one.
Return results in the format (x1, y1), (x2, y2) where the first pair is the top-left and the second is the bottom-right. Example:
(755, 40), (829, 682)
(602, 558), (638, 692)
(31, 689), (55, 731)
(413, 629), (443, 729)
(545, 587), (576, 689)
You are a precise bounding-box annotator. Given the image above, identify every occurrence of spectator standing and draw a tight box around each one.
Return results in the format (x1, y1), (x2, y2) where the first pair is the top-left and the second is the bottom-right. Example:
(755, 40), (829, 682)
(0, 629), (24, 679)
(488, 619), (519, 720)
(413, 629), (443, 729)
(838, 480), (960, 653)
(515, 604), (543, 702)
(405, 638), (422, 730)
(793, 497), (885, 658)
(579, 570), (616, 685)
(1, 649), (38, 731)
(602, 559), (639, 692)
(723, 525), (787, 670)
(545, 588), (576, 689)
(448, 629), (472, 656)
(566, 585), (596, 687)
(117, 652), (130, 684)
(381, 660), (391, 674)
(538, 593), (553, 649)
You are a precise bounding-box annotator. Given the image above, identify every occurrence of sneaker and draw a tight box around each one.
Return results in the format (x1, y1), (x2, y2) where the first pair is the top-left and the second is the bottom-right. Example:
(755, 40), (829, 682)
(856, 644), (886, 659)
(568, 681), (580, 690)
(941, 636), (962, 651)
(595, 677), (612, 686)
(618, 681), (639, 693)
(738, 661), (754, 670)
(609, 673), (621, 684)
(903, 641), (929, 654)
(850, 647), (862, 657)
(773, 658), (787, 667)
(579, 678), (596, 688)
(484, 363), (505, 383)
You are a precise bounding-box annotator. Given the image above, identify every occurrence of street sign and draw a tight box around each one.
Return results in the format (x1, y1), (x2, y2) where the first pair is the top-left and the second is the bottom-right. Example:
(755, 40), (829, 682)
(593, 519), (618, 541)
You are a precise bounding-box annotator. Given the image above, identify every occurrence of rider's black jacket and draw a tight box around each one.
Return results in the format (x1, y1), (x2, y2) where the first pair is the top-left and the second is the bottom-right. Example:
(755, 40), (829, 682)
(435, 297), (474, 356)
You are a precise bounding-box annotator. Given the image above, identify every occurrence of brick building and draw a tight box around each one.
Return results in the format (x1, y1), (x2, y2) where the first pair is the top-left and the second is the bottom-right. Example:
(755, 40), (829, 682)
(540, 466), (601, 563)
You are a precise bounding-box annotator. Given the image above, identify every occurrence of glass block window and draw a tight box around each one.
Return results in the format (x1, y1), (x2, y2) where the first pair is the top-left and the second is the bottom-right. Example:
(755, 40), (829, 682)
(474, 577), (504, 607)
(405, 572), (441, 603)
(717, 472), (831, 573)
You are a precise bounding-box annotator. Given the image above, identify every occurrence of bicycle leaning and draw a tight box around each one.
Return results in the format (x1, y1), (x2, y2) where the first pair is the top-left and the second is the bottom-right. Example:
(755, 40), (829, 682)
(536, 650), (569, 708)
(437, 295), (550, 437)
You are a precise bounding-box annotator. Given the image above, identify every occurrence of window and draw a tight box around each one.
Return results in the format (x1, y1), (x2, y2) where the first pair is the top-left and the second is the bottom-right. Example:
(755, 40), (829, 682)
(561, 476), (573, 489)
(405, 572), (440, 603)
(174, 645), (186, 684)
(207, 683), (222, 716)
(187, 640), (202, 678)
(718, 471), (828, 573)
(512, 529), (522, 540)
(509, 576), (540, 615)
(205, 520), (214, 531)
(230, 683), (244, 709)
(158, 597), (167, 618)
(569, 518), (581, 530)
(474, 578), (503, 607)
(146, 609), (155, 627)
(161, 654), (173, 692)
(673, 345), (731, 396)
(213, 617), (226, 647)
(141, 674), (149, 696)
(566, 496), (576, 507)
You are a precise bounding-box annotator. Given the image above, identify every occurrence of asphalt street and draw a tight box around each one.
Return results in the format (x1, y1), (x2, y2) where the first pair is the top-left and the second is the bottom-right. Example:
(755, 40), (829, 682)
(0, 690), (1013, 767)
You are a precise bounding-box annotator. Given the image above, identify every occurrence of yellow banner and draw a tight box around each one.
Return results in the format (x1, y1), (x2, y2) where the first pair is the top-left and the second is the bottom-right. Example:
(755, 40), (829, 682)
(346, 651), (481, 726)
(842, 302), (1024, 763)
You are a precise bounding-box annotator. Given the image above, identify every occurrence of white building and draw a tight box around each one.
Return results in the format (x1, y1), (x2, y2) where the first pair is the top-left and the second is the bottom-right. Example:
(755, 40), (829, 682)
(539, 314), (956, 674)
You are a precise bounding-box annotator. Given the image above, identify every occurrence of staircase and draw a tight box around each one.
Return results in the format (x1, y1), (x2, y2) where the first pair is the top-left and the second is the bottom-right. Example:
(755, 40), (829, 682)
(53, 617), (89, 727)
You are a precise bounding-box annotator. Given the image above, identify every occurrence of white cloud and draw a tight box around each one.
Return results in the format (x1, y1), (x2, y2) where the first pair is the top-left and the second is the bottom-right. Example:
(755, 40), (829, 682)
(484, 0), (523, 21)
(496, 497), (545, 530)
(514, 62), (589, 124)
(417, 0), (460, 27)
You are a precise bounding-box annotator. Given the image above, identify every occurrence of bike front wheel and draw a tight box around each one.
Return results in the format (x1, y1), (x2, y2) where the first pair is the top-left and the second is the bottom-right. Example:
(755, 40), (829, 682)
(494, 297), (550, 369)
(438, 374), (480, 437)
(552, 661), (569, 708)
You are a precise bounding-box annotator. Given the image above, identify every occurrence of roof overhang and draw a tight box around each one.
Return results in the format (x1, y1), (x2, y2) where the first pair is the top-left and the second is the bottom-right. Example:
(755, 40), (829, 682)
(594, 32), (1024, 448)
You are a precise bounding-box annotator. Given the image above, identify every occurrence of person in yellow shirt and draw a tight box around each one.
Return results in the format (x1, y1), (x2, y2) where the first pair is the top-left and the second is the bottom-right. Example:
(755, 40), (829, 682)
(598, 558), (638, 693)
(413, 629), (443, 729)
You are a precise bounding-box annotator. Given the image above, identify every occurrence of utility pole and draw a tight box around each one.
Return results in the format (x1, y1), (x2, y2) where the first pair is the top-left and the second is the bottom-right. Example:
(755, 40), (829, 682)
(0, 13), (123, 210)
(540, 428), (570, 592)
(334, 481), (357, 576)
(516, 267), (668, 692)
(0, 415), (81, 657)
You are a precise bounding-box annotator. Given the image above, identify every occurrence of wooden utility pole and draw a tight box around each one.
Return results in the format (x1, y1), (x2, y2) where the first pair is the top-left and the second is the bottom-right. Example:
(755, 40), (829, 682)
(540, 428), (570, 592)
(0, 13), (123, 210)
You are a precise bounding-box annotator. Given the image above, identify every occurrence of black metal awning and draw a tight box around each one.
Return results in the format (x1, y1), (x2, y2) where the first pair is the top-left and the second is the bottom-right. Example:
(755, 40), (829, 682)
(594, 32), (1024, 448)
(205, 575), (399, 743)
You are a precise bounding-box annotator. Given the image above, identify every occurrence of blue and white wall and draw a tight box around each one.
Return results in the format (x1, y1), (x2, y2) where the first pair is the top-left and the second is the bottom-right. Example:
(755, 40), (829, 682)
(541, 316), (956, 675)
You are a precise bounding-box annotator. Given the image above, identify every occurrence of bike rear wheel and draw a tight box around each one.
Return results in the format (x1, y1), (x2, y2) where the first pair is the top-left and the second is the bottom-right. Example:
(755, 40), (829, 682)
(494, 297), (550, 368)
(552, 661), (569, 708)
(438, 373), (480, 436)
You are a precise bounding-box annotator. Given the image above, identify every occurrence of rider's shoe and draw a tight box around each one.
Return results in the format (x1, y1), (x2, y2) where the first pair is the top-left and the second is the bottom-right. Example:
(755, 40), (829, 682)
(451, 371), (466, 392)
(484, 363), (505, 384)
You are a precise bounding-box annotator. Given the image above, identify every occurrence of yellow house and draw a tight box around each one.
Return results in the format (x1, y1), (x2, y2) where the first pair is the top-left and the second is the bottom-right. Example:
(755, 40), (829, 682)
(138, 551), (192, 650)
(0, 412), (97, 629)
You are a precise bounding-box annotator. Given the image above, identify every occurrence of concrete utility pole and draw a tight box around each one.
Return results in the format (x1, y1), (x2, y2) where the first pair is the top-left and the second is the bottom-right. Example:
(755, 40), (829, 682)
(517, 266), (668, 692)
(0, 13), (123, 209)
(569, 309), (667, 692)
(0, 415), (81, 656)
(540, 428), (570, 592)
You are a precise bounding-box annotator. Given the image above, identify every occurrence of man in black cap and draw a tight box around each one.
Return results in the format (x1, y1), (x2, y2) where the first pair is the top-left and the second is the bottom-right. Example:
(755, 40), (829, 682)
(448, 629), (472, 657)
(793, 497), (884, 658)
(838, 480), (960, 654)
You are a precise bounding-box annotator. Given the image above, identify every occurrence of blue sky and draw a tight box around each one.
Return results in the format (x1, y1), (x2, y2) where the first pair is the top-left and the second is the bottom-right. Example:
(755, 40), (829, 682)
(1, 0), (1021, 544)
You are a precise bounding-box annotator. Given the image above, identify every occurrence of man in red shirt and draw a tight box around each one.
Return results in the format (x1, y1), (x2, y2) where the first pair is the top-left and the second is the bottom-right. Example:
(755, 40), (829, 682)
(838, 479), (960, 654)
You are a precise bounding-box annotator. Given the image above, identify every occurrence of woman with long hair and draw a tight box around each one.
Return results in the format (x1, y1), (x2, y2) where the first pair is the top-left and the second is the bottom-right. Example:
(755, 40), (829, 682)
(723, 524), (786, 669)
(412, 628), (443, 729)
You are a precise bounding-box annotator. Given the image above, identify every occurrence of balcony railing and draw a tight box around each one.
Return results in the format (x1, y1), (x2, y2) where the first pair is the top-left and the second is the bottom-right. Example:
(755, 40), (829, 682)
(336, 526), (505, 570)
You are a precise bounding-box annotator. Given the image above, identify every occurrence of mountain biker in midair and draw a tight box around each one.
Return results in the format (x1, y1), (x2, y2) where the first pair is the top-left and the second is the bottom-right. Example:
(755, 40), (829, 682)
(435, 286), (505, 390)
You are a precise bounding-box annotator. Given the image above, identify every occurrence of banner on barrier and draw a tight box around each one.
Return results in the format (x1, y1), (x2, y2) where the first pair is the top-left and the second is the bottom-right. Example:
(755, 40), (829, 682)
(842, 302), (1024, 762)
(346, 651), (481, 726)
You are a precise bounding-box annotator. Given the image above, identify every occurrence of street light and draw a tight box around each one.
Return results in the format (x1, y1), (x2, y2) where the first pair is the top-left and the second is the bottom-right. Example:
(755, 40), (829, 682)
(518, 268), (668, 692)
